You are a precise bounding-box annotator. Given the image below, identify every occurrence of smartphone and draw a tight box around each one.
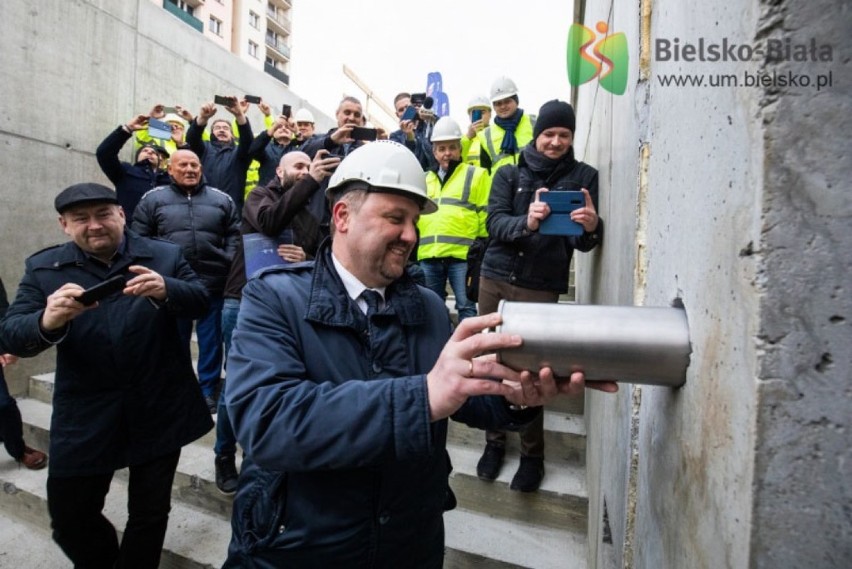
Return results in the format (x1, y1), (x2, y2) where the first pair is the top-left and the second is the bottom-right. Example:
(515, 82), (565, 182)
(147, 118), (172, 140)
(162, 106), (177, 114)
(471, 109), (483, 122)
(244, 95), (262, 104)
(401, 106), (418, 122)
(538, 190), (585, 236)
(350, 127), (378, 142)
(75, 275), (126, 306)
(214, 95), (236, 106)
(281, 104), (292, 118)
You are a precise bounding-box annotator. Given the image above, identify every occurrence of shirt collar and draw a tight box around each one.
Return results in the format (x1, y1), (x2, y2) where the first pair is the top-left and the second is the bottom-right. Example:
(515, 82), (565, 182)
(331, 253), (386, 312)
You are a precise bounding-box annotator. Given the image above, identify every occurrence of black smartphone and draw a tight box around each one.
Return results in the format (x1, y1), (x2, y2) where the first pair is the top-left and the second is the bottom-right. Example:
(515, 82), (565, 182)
(75, 275), (126, 306)
(214, 95), (236, 106)
(281, 104), (292, 118)
(350, 127), (378, 142)
(471, 109), (483, 122)
(244, 95), (262, 104)
(401, 106), (418, 122)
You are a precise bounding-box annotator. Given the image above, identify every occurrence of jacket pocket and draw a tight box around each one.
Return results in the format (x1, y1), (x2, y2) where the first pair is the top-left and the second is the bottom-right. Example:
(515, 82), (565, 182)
(233, 467), (289, 553)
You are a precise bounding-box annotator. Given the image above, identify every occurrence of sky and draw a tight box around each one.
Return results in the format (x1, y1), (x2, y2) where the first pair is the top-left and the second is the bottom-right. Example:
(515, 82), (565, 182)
(288, 0), (576, 130)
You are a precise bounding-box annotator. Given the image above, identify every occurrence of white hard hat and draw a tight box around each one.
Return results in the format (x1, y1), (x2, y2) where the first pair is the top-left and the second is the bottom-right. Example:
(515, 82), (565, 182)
(467, 95), (491, 112)
(294, 108), (315, 123)
(163, 113), (186, 127)
(489, 76), (519, 103)
(327, 141), (438, 213)
(431, 117), (463, 142)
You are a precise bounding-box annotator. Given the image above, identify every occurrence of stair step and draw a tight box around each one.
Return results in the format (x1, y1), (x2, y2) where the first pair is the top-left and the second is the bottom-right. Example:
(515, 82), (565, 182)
(0, 455), (230, 568)
(447, 441), (587, 531)
(17, 398), (234, 521)
(444, 507), (586, 569)
(0, 514), (70, 567)
(448, 410), (586, 465)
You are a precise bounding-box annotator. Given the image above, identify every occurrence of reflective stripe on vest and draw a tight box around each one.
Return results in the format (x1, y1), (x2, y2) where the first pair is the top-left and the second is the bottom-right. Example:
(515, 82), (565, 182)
(482, 126), (514, 165)
(418, 235), (476, 247)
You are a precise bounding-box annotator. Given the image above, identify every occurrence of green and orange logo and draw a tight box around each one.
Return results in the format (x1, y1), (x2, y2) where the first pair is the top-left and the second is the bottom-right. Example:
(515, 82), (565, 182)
(567, 21), (629, 95)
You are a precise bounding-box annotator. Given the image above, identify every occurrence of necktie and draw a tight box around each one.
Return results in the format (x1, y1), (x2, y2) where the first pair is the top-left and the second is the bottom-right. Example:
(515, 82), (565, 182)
(361, 289), (382, 318)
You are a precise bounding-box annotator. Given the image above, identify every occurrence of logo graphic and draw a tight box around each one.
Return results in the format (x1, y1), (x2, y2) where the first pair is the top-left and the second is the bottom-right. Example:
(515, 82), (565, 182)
(567, 21), (629, 95)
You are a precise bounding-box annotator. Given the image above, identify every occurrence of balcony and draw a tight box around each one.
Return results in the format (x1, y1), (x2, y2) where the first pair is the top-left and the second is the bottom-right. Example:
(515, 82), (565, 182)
(266, 10), (291, 35)
(162, 0), (203, 32)
(265, 37), (291, 59)
(264, 62), (290, 85)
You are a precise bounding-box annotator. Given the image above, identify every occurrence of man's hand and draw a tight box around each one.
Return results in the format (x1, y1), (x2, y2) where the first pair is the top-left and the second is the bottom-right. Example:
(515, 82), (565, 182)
(198, 102), (218, 125)
(330, 124), (355, 145)
(148, 104), (166, 119)
(226, 97), (247, 124)
(0, 354), (19, 367)
(426, 313), (529, 421)
(41, 283), (91, 332)
(258, 100), (271, 116)
(268, 115), (293, 138)
(569, 188), (599, 232)
(502, 367), (618, 409)
(376, 126), (389, 140)
(174, 105), (194, 122)
(125, 114), (149, 132)
(276, 244), (306, 263)
(309, 149), (341, 182)
(399, 120), (416, 141)
(124, 265), (167, 301)
(467, 119), (485, 139)
(526, 188), (551, 231)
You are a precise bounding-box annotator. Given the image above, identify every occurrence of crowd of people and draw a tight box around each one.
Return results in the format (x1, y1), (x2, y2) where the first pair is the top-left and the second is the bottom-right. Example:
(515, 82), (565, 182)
(0, 76), (616, 568)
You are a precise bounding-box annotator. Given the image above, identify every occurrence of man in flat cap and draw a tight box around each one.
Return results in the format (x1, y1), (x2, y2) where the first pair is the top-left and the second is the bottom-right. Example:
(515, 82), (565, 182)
(0, 183), (213, 568)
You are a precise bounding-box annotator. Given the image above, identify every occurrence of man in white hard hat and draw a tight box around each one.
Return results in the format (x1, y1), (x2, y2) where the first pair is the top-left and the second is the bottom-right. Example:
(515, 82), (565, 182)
(461, 95), (492, 166)
(418, 117), (491, 321)
(477, 76), (535, 174)
(221, 140), (616, 567)
(293, 107), (316, 142)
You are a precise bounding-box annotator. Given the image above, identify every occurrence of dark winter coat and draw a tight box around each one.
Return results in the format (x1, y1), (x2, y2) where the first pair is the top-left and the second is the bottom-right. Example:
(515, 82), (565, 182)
(222, 242), (537, 568)
(223, 174), (323, 299)
(131, 183), (240, 295)
(0, 231), (213, 476)
(481, 145), (604, 293)
(186, 119), (254, 211)
(246, 130), (307, 187)
(95, 126), (172, 217)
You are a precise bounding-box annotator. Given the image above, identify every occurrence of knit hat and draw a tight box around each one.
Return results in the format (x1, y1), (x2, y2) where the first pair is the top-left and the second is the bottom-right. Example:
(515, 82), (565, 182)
(533, 100), (576, 140)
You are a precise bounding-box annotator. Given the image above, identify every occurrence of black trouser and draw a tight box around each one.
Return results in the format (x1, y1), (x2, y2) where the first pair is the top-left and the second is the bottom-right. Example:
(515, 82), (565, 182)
(47, 449), (181, 569)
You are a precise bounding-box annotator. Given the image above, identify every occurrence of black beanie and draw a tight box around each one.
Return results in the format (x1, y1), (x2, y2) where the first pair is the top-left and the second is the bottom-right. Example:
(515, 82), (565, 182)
(533, 100), (576, 140)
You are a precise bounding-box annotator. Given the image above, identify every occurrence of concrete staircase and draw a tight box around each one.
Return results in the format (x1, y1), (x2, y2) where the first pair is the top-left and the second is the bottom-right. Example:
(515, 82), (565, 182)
(1, 365), (589, 568)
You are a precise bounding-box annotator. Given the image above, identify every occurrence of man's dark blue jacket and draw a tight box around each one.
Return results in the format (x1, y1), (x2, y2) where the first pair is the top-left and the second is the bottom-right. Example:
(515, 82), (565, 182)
(187, 119), (254, 212)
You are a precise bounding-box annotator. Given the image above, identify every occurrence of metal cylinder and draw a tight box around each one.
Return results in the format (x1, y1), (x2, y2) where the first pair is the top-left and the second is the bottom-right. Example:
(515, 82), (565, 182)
(496, 301), (692, 387)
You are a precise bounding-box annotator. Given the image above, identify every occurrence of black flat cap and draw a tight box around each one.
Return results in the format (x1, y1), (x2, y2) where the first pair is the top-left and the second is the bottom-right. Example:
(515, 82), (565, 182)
(54, 183), (119, 213)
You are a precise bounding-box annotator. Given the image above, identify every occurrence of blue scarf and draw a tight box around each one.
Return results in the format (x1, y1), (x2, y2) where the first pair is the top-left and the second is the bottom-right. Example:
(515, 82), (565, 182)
(494, 109), (524, 156)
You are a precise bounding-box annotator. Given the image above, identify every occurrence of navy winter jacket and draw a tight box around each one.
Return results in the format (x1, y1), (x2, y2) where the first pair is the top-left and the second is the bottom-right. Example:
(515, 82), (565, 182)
(0, 231), (213, 476)
(222, 242), (537, 568)
(95, 126), (172, 217)
(187, 119), (254, 211)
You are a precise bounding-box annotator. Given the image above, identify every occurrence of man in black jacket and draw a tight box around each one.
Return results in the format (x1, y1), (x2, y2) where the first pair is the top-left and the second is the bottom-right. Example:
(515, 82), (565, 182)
(476, 100), (604, 492)
(132, 150), (240, 413)
(95, 113), (171, 217)
(187, 97), (254, 212)
(213, 149), (339, 494)
(0, 183), (212, 568)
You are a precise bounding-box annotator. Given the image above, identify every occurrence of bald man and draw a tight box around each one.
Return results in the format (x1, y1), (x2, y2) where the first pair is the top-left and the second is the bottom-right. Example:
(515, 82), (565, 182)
(132, 149), (241, 415)
(213, 149), (340, 494)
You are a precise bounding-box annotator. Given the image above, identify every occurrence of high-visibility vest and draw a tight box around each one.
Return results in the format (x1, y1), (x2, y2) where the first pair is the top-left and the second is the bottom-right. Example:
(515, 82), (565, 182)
(417, 164), (491, 261)
(477, 113), (535, 173)
(462, 134), (484, 166)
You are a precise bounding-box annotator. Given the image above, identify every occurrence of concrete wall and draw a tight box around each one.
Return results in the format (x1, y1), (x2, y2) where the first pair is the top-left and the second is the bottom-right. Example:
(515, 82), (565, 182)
(0, 0), (333, 390)
(577, 0), (849, 567)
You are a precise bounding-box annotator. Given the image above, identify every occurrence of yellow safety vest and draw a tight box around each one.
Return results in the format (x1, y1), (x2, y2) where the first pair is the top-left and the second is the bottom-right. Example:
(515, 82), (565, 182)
(418, 164), (491, 261)
(461, 134), (484, 166)
(477, 113), (535, 173)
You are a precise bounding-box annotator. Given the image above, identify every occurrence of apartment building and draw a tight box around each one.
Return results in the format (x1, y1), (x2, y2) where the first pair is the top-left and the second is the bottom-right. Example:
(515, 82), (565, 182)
(155, 0), (292, 85)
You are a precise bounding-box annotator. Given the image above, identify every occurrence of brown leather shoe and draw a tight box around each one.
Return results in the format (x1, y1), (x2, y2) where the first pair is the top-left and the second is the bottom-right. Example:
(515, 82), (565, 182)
(19, 446), (47, 470)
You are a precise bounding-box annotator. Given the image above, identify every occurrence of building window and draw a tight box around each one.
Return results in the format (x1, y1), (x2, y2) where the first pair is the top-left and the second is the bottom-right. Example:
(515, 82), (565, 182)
(248, 40), (258, 58)
(167, 0), (194, 16)
(249, 11), (259, 28)
(209, 15), (223, 36)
